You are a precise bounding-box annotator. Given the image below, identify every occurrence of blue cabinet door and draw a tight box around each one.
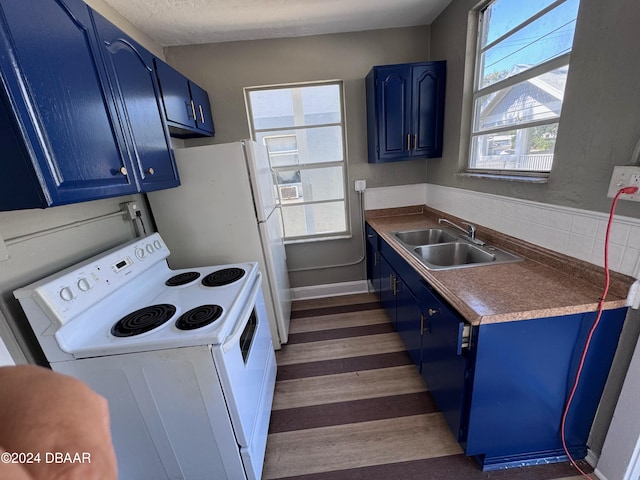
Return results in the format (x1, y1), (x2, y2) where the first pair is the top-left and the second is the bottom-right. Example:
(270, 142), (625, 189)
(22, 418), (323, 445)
(379, 255), (397, 328)
(395, 280), (422, 367)
(420, 284), (469, 442)
(154, 57), (214, 137)
(412, 62), (446, 157)
(189, 82), (215, 135)
(92, 12), (179, 192)
(154, 58), (194, 129)
(465, 308), (627, 470)
(0, 0), (137, 209)
(368, 65), (411, 162)
(365, 224), (382, 295)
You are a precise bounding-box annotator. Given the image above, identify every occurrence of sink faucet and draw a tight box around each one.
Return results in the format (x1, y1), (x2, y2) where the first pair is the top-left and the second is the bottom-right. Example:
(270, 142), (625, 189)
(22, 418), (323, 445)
(438, 218), (486, 245)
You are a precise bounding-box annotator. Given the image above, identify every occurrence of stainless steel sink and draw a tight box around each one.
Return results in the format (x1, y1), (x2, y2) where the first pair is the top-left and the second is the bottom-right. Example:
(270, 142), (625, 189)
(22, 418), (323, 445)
(414, 242), (495, 267)
(410, 241), (523, 270)
(392, 226), (523, 270)
(393, 228), (457, 246)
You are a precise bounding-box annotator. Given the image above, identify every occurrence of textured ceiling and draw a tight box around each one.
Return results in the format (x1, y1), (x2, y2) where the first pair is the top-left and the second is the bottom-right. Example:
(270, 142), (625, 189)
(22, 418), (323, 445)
(102, 0), (453, 46)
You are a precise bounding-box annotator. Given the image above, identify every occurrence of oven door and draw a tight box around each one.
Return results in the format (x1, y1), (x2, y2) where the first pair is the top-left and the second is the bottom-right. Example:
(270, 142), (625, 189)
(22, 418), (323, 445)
(211, 272), (277, 480)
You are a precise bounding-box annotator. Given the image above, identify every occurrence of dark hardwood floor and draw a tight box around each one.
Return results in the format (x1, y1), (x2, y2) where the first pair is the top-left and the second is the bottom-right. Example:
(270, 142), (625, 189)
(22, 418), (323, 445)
(262, 293), (593, 480)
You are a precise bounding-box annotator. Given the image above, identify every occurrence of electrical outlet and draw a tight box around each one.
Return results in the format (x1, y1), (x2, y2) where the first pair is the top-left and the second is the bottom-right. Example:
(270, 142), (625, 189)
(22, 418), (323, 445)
(120, 201), (139, 220)
(355, 179), (366, 192)
(607, 166), (640, 201)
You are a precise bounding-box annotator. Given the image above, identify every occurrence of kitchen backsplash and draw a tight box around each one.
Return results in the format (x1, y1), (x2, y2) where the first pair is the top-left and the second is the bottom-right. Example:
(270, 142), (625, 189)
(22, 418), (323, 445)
(364, 183), (640, 279)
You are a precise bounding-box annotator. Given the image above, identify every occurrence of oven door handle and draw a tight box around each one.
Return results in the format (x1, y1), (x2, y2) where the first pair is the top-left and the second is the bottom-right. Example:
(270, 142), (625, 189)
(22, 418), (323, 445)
(221, 273), (261, 353)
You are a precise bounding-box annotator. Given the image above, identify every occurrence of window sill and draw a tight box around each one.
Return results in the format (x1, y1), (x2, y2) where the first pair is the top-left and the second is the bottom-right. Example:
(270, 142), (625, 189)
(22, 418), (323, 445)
(456, 172), (549, 184)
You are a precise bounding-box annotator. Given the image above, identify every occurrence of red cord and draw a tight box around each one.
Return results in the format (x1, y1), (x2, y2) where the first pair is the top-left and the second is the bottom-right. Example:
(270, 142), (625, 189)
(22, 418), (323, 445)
(560, 186), (637, 479)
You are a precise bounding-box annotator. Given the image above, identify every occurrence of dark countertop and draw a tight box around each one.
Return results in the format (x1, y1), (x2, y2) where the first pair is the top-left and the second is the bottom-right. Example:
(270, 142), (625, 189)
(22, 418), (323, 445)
(366, 205), (633, 326)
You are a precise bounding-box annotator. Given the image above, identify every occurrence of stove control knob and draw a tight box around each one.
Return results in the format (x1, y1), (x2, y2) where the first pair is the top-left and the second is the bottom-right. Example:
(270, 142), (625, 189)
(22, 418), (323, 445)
(59, 287), (75, 302)
(77, 278), (92, 292)
(135, 247), (146, 260)
(146, 244), (155, 254)
(153, 240), (162, 250)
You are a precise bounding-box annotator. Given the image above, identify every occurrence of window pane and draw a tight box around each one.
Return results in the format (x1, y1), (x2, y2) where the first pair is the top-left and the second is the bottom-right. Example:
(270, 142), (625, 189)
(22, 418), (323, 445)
(473, 66), (567, 132)
(479, 0), (579, 89)
(281, 201), (346, 237)
(246, 81), (347, 240)
(482, 0), (559, 46)
(470, 123), (558, 171)
(249, 84), (342, 129)
(262, 134), (299, 167)
(258, 126), (344, 167)
(275, 166), (344, 203)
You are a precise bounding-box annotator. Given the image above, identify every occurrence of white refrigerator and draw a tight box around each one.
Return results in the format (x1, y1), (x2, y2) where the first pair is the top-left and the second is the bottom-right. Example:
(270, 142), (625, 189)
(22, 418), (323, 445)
(147, 140), (291, 348)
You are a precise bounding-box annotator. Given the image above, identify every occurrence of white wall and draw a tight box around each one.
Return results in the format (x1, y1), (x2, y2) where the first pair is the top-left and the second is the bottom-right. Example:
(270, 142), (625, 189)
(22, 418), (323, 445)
(424, 184), (640, 278)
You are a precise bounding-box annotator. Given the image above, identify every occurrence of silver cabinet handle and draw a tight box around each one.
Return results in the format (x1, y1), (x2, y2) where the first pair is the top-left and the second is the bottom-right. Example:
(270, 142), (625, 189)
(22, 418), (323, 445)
(145, 167), (155, 175)
(119, 167), (128, 176)
(198, 104), (205, 123)
(188, 100), (196, 120)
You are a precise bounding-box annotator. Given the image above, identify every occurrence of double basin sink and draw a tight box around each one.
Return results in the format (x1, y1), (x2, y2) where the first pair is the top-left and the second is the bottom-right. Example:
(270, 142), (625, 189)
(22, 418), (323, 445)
(392, 227), (523, 270)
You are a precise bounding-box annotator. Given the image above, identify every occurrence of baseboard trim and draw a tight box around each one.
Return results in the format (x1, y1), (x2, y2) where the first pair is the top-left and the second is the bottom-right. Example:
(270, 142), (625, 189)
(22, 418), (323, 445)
(586, 449), (603, 480)
(291, 280), (369, 301)
(586, 448), (599, 467)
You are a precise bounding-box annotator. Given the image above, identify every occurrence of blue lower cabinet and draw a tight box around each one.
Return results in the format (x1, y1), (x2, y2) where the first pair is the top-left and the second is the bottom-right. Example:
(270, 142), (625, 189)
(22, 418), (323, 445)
(464, 308), (627, 470)
(368, 233), (628, 471)
(379, 254), (397, 328)
(365, 224), (382, 295)
(395, 280), (422, 367)
(419, 283), (470, 442)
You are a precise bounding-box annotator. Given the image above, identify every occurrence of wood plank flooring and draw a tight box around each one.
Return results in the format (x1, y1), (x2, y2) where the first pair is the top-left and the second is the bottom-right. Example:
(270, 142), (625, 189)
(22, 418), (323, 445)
(262, 293), (594, 480)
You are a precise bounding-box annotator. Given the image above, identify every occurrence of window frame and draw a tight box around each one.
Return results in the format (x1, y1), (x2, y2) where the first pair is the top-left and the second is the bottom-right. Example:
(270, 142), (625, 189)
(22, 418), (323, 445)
(463, 0), (578, 179)
(244, 80), (350, 242)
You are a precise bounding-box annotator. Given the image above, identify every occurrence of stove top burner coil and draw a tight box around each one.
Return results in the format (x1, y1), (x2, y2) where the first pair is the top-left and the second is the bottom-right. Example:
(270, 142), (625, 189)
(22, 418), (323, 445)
(111, 304), (176, 337)
(175, 305), (223, 330)
(165, 271), (201, 287)
(201, 268), (246, 287)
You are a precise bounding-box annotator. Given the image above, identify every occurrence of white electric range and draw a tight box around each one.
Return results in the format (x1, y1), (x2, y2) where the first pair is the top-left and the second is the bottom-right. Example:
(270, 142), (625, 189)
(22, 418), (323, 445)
(14, 233), (276, 480)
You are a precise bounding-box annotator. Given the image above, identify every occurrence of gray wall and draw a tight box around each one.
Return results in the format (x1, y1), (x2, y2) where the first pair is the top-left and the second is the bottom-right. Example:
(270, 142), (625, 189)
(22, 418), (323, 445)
(428, 0), (640, 220)
(163, 27), (431, 288)
(0, 0), (162, 364)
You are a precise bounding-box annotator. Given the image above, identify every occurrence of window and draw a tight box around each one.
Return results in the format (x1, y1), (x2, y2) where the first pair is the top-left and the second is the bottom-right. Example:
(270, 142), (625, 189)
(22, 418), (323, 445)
(468, 0), (580, 175)
(245, 82), (348, 241)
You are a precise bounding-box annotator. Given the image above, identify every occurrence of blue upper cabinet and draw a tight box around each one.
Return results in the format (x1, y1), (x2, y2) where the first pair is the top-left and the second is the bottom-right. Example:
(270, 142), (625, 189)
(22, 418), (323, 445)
(366, 61), (446, 163)
(0, 0), (138, 210)
(412, 63), (446, 157)
(91, 11), (179, 192)
(154, 58), (215, 137)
